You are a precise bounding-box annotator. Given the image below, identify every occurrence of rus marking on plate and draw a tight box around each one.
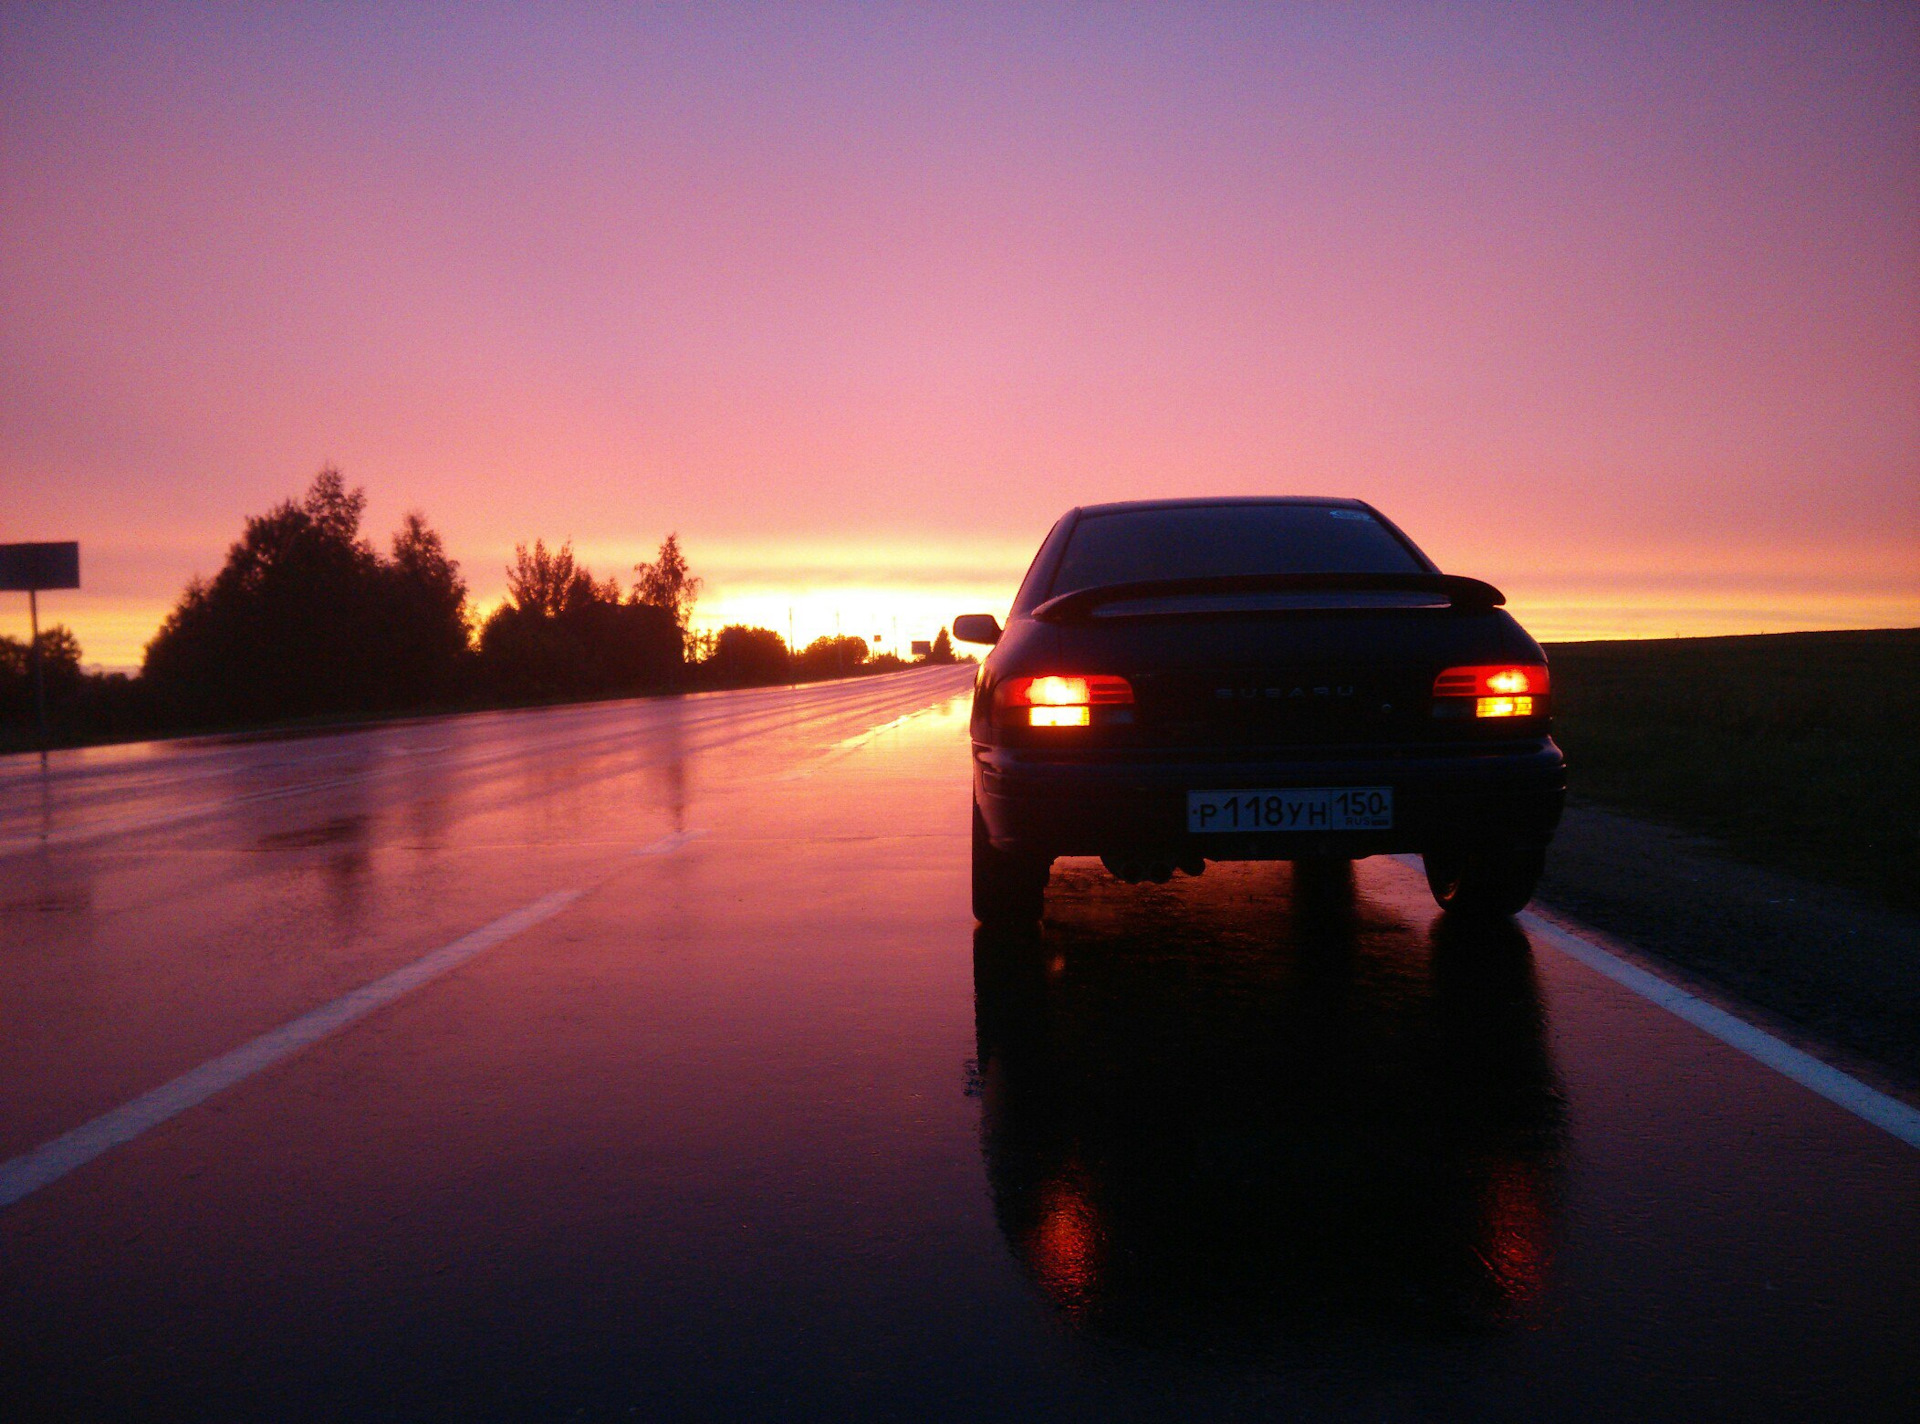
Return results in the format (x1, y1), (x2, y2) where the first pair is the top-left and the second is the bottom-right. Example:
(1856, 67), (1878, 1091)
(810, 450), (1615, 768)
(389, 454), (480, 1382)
(1187, 787), (1394, 833)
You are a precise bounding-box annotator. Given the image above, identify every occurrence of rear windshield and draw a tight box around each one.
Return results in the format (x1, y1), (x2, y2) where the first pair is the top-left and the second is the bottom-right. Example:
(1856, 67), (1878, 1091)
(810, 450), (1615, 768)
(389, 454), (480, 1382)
(1048, 504), (1426, 596)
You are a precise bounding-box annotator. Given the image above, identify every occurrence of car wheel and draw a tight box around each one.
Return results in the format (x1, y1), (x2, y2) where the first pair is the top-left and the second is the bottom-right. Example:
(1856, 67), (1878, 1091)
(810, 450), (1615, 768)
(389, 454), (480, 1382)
(973, 801), (1048, 925)
(1423, 843), (1546, 918)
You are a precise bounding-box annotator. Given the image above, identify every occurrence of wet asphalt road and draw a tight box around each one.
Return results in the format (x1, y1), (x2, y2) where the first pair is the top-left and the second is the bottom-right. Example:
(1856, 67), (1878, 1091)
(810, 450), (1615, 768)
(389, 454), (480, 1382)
(2, 666), (1915, 1422)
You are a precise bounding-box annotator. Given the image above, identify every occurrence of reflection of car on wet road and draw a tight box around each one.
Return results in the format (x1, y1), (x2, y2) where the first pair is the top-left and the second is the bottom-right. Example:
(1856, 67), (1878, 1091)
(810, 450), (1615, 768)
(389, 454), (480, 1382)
(972, 864), (1566, 1340)
(955, 498), (1567, 924)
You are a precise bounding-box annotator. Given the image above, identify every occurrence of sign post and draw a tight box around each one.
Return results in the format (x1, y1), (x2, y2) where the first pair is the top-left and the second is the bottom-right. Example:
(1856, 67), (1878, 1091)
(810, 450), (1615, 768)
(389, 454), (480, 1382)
(0, 542), (82, 745)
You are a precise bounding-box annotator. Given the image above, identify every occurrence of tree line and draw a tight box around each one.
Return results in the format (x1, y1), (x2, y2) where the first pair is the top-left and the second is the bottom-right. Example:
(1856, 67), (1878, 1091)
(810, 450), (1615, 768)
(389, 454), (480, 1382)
(1, 469), (963, 751)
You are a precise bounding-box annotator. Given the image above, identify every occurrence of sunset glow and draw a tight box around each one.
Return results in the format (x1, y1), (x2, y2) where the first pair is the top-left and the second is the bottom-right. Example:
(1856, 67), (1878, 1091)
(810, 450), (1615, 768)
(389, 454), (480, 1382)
(2, 5), (1914, 667)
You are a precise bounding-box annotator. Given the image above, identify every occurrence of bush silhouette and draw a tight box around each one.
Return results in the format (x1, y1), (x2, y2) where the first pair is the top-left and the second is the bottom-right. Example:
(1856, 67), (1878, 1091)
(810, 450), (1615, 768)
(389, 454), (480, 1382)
(477, 539), (682, 701)
(0, 626), (156, 751)
(794, 634), (870, 680)
(704, 624), (790, 686)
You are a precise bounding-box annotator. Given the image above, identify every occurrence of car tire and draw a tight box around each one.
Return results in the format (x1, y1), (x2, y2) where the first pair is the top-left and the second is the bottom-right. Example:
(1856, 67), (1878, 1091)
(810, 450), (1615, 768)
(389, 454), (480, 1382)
(1423, 843), (1546, 918)
(973, 801), (1048, 925)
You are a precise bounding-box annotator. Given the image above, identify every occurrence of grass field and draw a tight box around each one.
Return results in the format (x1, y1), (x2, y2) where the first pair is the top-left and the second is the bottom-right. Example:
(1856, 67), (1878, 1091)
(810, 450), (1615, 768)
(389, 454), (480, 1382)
(1544, 628), (1920, 911)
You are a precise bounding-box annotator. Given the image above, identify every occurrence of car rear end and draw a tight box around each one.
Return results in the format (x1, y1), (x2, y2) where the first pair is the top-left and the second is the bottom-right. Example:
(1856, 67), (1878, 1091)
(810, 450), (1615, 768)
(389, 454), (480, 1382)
(964, 498), (1566, 918)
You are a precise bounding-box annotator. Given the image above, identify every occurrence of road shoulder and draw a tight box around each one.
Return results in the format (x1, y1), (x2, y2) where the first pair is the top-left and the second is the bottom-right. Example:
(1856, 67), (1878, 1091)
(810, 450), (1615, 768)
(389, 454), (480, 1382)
(1536, 801), (1920, 1093)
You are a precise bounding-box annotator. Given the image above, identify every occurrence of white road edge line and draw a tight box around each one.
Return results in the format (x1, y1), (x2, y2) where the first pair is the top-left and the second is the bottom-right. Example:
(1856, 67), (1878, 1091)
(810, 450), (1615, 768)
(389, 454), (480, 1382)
(1387, 854), (1920, 1150)
(0, 829), (701, 1210)
(1519, 910), (1920, 1151)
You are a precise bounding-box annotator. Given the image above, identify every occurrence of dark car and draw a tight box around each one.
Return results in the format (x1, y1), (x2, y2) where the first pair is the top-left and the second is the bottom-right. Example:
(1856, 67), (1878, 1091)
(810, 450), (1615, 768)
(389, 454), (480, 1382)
(953, 497), (1566, 924)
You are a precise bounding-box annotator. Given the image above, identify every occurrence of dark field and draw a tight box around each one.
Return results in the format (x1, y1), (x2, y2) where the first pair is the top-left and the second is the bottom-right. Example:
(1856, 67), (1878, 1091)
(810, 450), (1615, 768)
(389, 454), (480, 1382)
(1545, 628), (1920, 912)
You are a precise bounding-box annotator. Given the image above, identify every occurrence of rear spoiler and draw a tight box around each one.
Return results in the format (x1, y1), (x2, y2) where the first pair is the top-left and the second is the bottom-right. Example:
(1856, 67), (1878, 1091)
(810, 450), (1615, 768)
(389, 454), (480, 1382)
(1030, 572), (1506, 623)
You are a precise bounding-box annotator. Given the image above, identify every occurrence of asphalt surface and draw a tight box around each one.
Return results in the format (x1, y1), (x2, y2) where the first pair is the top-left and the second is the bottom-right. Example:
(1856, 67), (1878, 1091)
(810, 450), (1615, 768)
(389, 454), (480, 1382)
(2, 666), (1915, 1422)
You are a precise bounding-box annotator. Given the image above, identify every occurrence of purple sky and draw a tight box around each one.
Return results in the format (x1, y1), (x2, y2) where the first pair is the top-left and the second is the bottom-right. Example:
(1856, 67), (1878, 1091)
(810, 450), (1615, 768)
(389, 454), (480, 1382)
(3, 3), (1916, 663)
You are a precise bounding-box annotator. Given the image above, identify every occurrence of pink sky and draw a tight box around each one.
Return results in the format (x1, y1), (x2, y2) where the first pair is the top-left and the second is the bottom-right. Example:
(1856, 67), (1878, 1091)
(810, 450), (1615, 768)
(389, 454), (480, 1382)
(3, 3), (1916, 665)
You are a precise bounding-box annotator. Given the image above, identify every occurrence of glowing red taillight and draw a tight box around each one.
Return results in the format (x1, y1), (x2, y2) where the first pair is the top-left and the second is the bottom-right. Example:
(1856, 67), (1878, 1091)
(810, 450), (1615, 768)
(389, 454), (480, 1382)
(1432, 664), (1549, 718)
(997, 674), (1134, 728)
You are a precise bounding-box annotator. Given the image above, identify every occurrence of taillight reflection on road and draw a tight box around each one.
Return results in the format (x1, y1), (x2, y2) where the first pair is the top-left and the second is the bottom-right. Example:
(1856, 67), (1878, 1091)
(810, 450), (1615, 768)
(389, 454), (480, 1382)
(1476, 1156), (1557, 1319)
(1024, 1166), (1105, 1317)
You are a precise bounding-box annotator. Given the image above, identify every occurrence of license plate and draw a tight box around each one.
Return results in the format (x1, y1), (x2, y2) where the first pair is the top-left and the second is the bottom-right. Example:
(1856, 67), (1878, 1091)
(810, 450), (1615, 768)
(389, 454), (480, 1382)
(1186, 787), (1393, 833)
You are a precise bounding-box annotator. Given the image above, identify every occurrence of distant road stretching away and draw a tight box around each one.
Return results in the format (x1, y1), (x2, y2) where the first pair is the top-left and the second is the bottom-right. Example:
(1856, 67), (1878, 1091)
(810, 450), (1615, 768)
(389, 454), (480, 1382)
(2, 666), (1914, 1422)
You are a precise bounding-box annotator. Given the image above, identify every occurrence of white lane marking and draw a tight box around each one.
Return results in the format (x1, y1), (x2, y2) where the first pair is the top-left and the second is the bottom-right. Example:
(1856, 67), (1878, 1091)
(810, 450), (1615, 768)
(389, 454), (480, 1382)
(0, 828), (700, 1210)
(1386, 852), (1920, 1149)
(1520, 911), (1920, 1151)
(625, 827), (704, 859)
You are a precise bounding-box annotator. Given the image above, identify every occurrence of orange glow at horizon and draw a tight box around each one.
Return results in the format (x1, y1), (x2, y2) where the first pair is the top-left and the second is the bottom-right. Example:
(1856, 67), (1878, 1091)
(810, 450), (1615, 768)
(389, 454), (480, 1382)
(8, 543), (1918, 672)
(2, 7), (1914, 670)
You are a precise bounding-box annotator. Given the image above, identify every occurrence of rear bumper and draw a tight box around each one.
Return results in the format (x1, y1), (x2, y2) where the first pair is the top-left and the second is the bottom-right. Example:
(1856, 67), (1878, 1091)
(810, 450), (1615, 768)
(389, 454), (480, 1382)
(973, 738), (1567, 861)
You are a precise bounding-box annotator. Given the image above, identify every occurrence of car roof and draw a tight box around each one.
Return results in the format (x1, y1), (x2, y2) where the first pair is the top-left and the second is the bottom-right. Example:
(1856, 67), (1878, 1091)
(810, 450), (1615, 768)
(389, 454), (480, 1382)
(1072, 496), (1373, 519)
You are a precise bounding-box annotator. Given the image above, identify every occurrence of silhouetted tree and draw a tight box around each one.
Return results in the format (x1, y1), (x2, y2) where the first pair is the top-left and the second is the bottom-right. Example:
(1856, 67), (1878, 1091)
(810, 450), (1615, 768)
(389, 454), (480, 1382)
(378, 512), (473, 703)
(28, 626), (82, 686)
(0, 626), (154, 751)
(633, 533), (702, 652)
(0, 626), (81, 724)
(143, 468), (473, 724)
(502, 538), (618, 618)
(478, 539), (681, 701)
(926, 627), (956, 664)
(703, 625), (789, 686)
(0, 637), (24, 697)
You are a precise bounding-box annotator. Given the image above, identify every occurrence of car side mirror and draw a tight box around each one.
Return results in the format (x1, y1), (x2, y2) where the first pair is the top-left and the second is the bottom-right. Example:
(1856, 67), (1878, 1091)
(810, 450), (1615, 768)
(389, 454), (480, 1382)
(951, 614), (1003, 646)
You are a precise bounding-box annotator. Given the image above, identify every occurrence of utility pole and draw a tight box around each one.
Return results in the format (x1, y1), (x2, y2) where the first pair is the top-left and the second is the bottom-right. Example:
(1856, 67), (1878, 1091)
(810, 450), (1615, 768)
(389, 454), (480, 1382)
(28, 588), (45, 742)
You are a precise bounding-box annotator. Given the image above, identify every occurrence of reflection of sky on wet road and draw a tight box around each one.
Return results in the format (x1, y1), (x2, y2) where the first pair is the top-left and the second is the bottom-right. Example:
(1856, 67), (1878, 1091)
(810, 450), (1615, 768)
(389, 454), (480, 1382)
(2, 668), (1915, 1420)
